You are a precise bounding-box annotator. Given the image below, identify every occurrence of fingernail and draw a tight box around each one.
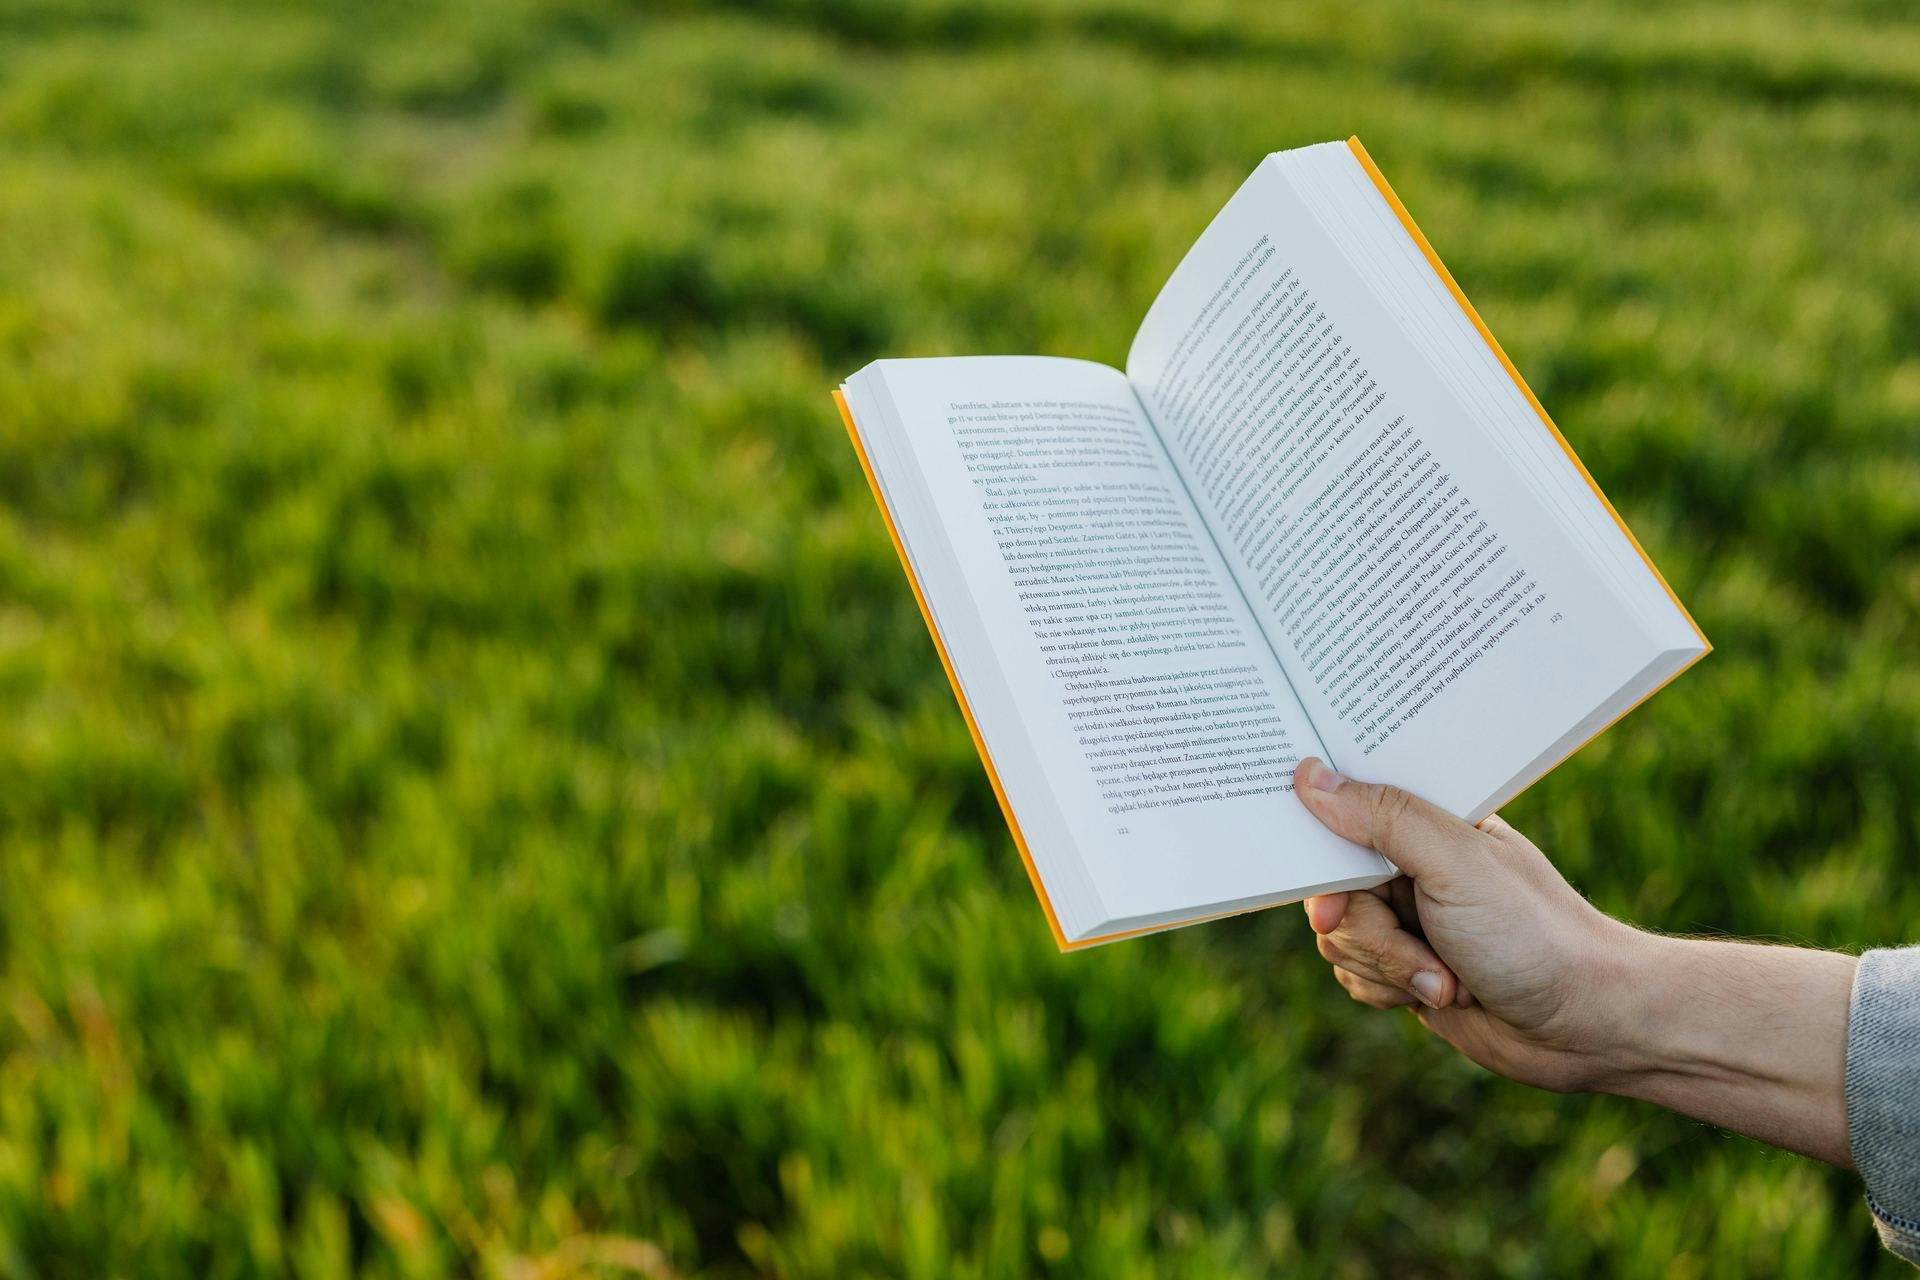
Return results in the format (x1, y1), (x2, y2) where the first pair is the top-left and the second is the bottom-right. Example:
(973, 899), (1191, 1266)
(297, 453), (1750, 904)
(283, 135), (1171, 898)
(1411, 971), (1444, 1008)
(1306, 760), (1346, 793)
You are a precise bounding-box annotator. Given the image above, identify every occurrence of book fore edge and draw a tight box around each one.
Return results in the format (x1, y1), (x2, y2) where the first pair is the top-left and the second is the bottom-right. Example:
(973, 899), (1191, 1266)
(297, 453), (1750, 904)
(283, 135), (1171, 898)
(835, 389), (1079, 949)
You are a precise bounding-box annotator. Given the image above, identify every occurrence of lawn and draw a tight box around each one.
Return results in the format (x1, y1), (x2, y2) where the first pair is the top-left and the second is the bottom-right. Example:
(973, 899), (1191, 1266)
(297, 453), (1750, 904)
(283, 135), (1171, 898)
(1, 0), (1918, 1275)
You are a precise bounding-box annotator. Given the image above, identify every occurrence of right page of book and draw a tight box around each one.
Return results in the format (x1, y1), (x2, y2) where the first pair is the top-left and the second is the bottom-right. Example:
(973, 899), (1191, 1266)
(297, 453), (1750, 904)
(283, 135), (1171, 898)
(1126, 153), (1673, 819)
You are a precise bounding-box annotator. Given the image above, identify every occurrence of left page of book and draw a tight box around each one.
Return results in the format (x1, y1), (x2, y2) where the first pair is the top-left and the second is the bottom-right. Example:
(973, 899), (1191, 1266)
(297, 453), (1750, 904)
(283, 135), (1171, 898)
(841, 356), (1389, 944)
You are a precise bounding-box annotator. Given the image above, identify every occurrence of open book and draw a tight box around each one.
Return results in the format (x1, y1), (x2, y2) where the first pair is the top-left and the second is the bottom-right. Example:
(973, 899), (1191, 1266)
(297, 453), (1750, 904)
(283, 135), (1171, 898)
(834, 138), (1708, 949)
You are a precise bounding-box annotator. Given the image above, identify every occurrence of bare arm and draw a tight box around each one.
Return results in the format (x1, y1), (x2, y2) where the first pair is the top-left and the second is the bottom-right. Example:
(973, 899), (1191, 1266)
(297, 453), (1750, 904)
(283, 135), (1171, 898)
(1578, 934), (1854, 1165)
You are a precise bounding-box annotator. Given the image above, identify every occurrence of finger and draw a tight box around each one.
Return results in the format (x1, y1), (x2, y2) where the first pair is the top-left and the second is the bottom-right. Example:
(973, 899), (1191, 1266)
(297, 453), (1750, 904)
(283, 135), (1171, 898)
(1316, 911), (1458, 1011)
(1292, 758), (1488, 891)
(1303, 893), (1349, 934)
(1476, 812), (1516, 840)
(1384, 874), (1424, 936)
(1475, 812), (1537, 859)
(1334, 965), (1416, 1010)
(1323, 892), (1458, 1008)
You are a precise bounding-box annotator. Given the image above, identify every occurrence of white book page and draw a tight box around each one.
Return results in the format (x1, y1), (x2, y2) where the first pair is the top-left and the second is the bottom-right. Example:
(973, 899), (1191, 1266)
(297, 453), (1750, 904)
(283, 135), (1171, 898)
(1126, 157), (1663, 818)
(860, 355), (1387, 930)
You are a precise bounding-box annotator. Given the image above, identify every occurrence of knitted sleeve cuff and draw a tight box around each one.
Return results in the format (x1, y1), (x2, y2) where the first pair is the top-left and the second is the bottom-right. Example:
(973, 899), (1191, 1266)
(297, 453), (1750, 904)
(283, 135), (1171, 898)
(1849, 946), (1920, 1265)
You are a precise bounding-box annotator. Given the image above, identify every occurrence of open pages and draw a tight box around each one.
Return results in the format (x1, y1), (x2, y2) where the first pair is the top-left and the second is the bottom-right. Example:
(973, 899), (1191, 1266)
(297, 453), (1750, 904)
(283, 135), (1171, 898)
(837, 138), (1707, 948)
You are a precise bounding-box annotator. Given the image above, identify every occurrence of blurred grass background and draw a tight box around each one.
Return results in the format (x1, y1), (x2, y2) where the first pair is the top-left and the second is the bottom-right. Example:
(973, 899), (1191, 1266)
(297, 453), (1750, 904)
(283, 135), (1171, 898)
(1, 0), (1918, 1275)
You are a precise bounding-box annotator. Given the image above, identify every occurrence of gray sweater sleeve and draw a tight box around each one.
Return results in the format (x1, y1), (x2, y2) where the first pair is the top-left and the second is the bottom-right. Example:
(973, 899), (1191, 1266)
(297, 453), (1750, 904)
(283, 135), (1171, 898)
(1850, 946), (1920, 1265)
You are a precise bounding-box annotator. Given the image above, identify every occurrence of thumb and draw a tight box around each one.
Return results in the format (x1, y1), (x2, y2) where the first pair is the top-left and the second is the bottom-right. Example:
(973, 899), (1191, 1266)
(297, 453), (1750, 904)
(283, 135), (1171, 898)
(1292, 757), (1487, 889)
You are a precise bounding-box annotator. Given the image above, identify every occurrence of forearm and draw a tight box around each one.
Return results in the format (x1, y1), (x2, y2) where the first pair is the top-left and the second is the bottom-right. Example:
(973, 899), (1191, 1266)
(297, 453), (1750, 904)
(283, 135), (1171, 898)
(1591, 933), (1856, 1167)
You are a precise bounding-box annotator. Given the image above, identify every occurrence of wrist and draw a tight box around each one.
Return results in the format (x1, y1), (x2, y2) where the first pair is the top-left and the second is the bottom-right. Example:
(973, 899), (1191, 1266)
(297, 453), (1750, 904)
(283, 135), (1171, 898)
(1555, 918), (1679, 1094)
(1578, 929), (1708, 1093)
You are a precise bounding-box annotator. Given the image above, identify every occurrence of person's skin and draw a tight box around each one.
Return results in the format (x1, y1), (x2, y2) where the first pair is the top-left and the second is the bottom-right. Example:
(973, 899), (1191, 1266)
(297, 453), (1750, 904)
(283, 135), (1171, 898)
(1290, 756), (1859, 1168)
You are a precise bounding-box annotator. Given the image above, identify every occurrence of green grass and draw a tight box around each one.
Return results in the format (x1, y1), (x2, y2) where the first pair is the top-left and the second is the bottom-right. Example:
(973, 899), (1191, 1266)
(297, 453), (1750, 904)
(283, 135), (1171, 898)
(1, 0), (1918, 1274)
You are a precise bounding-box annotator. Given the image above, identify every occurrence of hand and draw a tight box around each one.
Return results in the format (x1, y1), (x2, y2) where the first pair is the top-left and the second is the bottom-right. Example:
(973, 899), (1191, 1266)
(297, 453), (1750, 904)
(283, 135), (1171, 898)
(1290, 756), (1857, 1166)
(1292, 755), (1634, 1093)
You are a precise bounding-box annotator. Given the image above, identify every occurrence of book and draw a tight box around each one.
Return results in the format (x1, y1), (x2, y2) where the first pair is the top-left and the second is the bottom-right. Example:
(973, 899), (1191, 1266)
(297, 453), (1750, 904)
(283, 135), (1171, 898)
(834, 137), (1708, 950)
